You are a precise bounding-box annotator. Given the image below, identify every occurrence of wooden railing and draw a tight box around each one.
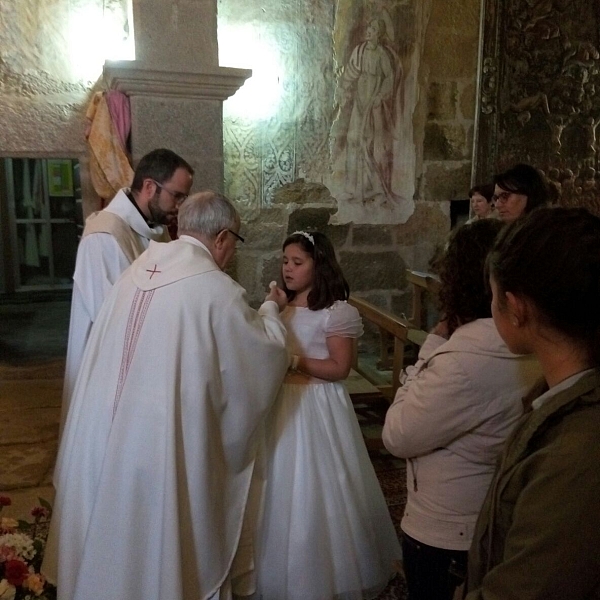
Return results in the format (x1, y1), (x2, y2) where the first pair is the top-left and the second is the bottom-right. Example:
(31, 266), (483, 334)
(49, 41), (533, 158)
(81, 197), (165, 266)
(405, 269), (441, 330)
(347, 296), (410, 402)
(347, 269), (440, 402)
(346, 272), (440, 403)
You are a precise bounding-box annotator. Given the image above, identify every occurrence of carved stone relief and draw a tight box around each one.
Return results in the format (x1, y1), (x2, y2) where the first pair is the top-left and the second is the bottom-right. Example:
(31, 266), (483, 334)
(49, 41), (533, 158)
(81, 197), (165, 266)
(474, 0), (600, 214)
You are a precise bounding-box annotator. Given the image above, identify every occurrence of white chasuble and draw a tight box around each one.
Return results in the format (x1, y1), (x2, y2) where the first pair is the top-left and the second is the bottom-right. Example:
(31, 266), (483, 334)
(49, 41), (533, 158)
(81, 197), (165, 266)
(44, 237), (288, 600)
(61, 189), (171, 435)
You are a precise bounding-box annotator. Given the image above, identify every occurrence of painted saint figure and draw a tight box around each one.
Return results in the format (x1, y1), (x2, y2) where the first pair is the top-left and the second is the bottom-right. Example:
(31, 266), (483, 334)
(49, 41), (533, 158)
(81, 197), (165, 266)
(335, 18), (402, 206)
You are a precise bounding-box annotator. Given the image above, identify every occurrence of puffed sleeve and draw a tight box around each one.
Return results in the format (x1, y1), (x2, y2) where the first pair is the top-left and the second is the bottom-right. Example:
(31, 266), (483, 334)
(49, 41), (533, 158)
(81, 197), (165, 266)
(324, 301), (364, 338)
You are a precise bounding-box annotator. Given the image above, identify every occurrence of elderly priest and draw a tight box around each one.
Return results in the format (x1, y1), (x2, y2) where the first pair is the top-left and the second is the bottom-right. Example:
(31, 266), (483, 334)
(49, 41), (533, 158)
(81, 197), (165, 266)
(43, 191), (289, 600)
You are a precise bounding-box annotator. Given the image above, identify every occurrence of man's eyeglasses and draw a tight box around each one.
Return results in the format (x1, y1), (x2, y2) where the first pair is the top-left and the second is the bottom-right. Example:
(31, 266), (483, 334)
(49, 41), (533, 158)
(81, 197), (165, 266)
(224, 229), (245, 243)
(492, 191), (513, 204)
(152, 180), (188, 204)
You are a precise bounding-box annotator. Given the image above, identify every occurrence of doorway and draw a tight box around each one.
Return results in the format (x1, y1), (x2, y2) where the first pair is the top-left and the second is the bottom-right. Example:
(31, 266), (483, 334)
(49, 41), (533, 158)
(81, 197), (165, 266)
(0, 158), (83, 295)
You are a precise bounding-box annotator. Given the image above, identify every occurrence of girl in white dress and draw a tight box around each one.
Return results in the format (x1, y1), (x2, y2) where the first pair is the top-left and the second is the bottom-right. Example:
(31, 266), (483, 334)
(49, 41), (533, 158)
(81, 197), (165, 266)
(255, 230), (401, 600)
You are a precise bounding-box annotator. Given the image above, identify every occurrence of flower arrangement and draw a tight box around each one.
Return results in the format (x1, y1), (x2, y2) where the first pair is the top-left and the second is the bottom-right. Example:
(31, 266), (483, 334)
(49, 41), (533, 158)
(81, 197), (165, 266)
(0, 496), (56, 600)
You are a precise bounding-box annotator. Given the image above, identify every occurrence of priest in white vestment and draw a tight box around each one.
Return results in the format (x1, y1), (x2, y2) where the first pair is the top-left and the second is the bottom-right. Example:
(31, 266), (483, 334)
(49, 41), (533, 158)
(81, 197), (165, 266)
(44, 191), (289, 600)
(61, 148), (194, 434)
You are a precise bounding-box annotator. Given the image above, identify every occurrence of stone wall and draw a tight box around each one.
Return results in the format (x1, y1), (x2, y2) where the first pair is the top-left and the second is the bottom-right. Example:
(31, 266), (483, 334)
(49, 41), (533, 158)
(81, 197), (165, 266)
(0, 0), (101, 215)
(421, 0), (480, 205)
(222, 0), (482, 316)
(0, 0), (482, 314)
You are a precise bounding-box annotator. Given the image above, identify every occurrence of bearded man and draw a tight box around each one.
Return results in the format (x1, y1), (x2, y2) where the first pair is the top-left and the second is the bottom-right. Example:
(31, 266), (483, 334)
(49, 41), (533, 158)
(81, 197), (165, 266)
(61, 148), (194, 432)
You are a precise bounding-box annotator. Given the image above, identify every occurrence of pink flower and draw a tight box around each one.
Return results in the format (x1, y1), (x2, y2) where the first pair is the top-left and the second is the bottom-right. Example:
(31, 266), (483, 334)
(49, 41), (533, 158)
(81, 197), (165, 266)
(4, 559), (29, 587)
(29, 507), (49, 520)
(0, 498), (10, 508)
(0, 545), (17, 563)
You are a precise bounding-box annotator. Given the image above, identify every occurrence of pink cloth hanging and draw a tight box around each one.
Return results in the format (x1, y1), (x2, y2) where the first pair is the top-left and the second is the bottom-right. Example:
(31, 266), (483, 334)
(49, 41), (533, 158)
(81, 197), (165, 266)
(105, 90), (131, 151)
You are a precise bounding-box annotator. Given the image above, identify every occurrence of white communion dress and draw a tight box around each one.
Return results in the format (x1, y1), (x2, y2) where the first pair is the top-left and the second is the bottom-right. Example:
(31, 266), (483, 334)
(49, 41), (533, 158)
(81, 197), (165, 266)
(255, 301), (401, 600)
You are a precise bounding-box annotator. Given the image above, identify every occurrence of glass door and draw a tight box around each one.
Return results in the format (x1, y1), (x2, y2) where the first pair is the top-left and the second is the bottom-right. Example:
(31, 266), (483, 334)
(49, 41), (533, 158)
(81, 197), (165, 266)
(3, 158), (83, 292)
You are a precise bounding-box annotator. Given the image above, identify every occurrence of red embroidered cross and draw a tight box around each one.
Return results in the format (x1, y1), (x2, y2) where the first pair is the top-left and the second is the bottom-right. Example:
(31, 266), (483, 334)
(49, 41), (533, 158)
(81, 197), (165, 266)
(146, 264), (161, 279)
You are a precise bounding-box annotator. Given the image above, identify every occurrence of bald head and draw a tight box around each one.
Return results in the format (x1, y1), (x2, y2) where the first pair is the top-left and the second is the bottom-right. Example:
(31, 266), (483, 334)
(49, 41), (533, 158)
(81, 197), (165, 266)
(177, 191), (242, 270)
(177, 191), (239, 238)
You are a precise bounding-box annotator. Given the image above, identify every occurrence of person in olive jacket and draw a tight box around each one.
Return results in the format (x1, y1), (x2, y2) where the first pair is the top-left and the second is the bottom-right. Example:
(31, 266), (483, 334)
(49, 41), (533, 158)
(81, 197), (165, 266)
(465, 207), (600, 600)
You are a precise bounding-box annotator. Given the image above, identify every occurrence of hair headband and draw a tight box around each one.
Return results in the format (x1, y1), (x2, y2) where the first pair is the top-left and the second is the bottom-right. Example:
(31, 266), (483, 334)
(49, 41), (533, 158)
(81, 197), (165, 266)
(292, 230), (315, 245)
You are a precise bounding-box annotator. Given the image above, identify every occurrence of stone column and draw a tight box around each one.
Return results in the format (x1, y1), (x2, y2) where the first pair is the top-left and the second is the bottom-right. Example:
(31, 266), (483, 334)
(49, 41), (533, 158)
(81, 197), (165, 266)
(103, 0), (250, 192)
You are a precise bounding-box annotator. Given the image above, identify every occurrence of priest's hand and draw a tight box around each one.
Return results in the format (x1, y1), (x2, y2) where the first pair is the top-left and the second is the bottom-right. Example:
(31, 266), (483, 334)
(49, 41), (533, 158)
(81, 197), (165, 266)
(266, 281), (288, 312)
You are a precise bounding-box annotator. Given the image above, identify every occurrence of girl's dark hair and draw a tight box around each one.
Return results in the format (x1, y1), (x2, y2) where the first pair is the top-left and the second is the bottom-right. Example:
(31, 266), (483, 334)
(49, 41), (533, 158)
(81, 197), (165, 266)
(282, 231), (349, 310)
(437, 218), (504, 335)
(469, 183), (495, 203)
(493, 163), (549, 214)
(488, 207), (600, 365)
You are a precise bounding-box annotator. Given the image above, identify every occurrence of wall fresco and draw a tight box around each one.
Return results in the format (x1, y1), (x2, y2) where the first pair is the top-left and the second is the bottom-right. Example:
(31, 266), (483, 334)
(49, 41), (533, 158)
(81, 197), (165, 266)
(329, 0), (430, 224)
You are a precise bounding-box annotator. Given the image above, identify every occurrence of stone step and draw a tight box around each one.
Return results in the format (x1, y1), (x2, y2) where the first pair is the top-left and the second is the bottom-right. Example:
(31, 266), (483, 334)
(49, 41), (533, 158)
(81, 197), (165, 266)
(0, 378), (61, 495)
(0, 441), (57, 490)
(0, 405), (60, 444)
(0, 379), (62, 410)
(0, 359), (65, 380)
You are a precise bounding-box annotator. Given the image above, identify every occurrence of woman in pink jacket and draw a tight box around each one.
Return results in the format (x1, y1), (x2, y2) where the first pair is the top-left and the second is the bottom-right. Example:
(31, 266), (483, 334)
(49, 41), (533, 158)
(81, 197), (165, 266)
(383, 218), (541, 600)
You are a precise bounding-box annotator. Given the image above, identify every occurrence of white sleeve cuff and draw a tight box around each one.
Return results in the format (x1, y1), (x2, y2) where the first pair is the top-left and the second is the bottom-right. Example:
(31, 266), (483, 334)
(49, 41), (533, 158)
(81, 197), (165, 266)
(258, 300), (280, 317)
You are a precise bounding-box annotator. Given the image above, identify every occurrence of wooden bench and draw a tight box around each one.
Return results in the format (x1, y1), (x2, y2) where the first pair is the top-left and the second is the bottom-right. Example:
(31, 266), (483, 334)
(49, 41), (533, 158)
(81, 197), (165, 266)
(344, 368), (384, 403)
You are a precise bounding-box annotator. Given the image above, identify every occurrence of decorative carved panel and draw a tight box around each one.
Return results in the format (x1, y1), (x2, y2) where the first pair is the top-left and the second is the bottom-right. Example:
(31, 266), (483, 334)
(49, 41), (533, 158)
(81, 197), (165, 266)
(474, 0), (600, 214)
